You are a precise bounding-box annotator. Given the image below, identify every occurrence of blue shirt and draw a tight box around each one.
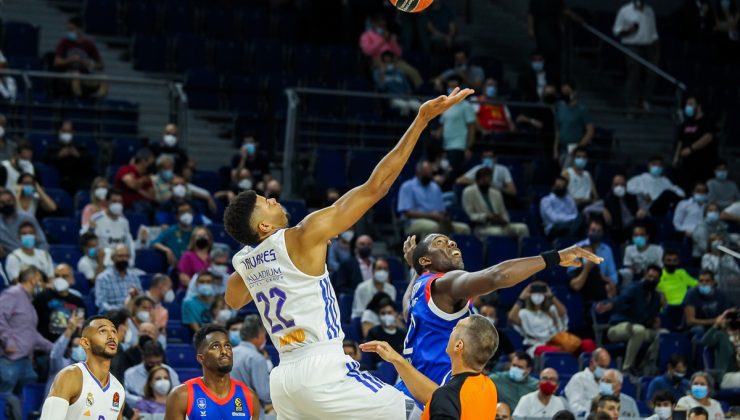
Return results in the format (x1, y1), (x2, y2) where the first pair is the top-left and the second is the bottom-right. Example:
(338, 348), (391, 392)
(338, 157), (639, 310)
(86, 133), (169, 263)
(683, 288), (728, 320)
(185, 377), (254, 419)
(646, 374), (690, 402)
(182, 297), (213, 327)
(574, 239), (618, 284)
(539, 193), (578, 234)
(94, 268), (142, 312)
(556, 101), (592, 147)
(440, 100), (475, 151)
(152, 225), (193, 260)
(373, 66), (411, 95)
(608, 281), (662, 325)
(397, 178), (446, 221)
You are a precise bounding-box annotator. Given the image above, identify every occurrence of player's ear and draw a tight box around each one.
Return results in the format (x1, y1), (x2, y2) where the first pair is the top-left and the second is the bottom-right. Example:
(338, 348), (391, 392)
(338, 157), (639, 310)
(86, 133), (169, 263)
(455, 339), (464, 353)
(257, 221), (273, 235)
(418, 256), (431, 270)
(196, 353), (204, 365)
(79, 336), (90, 350)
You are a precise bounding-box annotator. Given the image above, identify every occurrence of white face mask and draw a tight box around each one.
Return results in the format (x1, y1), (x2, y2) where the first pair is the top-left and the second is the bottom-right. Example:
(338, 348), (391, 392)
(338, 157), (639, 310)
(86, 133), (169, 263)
(374, 270), (389, 283)
(152, 378), (172, 396)
(380, 314), (396, 327)
(163, 289), (175, 303)
(109, 202), (123, 216)
(53, 277), (70, 293)
(163, 134), (177, 147)
(340, 230), (354, 242)
(237, 178), (253, 190)
(655, 407), (672, 420)
(613, 185), (626, 197)
(59, 132), (73, 144)
(136, 310), (150, 323)
(179, 212), (193, 226)
(217, 309), (233, 322)
(210, 264), (228, 276)
(124, 328), (133, 344)
(172, 184), (187, 198)
(530, 293), (546, 305)
(18, 159), (32, 173)
(94, 187), (108, 201)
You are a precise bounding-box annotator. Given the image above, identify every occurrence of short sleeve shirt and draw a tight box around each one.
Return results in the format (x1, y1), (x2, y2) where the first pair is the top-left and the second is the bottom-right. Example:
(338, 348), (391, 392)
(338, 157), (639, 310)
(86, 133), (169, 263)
(440, 101), (476, 151)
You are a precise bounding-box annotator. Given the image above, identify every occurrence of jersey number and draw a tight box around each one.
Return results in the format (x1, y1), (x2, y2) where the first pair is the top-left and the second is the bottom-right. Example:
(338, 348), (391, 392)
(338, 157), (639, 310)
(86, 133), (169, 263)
(255, 287), (295, 333)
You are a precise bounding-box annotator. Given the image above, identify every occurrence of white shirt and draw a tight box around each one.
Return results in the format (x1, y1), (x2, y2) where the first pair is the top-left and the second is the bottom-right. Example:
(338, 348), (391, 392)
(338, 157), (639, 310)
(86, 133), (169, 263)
(673, 198), (705, 234)
(565, 167), (594, 201)
(361, 309), (380, 328)
(676, 396), (725, 420)
(513, 390), (571, 418)
(613, 2), (659, 45)
(627, 172), (685, 201)
(623, 244), (664, 274)
(1, 159), (34, 191)
(536, 71), (548, 98)
(518, 306), (568, 349)
(463, 164), (513, 191)
(724, 201), (740, 217)
(5, 247), (54, 281)
(620, 393), (640, 418)
(91, 211), (135, 265)
(351, 279), (397, 319)
(77, 254), (99, 281)
(564, 368), (599, 416)
(62, 362), (126, 420)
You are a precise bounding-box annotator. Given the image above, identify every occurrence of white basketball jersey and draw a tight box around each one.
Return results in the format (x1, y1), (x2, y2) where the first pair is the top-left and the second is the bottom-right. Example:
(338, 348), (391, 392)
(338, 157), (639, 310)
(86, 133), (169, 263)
(232, 229), (344, 353)
(65, 362), (126, 420)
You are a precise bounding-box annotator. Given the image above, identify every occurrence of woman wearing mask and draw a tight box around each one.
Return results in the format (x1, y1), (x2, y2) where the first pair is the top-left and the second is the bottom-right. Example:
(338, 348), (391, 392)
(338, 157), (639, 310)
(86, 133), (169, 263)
(125, 295), (166, 349)
(676, 372), (725, 419)
(135, 366), (171, 418)
(328, 229), (354, 274)
(361, 292), (394, 338)
(210, 296), (235, 326)
(177, 226), (213, 286)
(701, 233), (739, 284)
(15, 173), (57, 216)
(692, 203), (729, 258)
(46, 311), (85, 395)
(80, 177), (109, 228)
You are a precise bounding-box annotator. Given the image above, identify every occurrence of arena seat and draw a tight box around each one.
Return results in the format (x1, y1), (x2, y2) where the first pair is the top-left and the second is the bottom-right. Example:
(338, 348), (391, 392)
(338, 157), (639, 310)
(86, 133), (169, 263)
(376, 361), (398, 385)
(21, 383), (45, 419)
(540, 352), (579, 376)
(659, 333), (691, 371)
(485, 236), (517, 266)
(2, 21), (39, 57)
(280, 200), (308, 227)
(450, 234), (483, 272)
(83, 0), (118, 35)
(49, 245), (83, 266)
(166, 321), (191, 343)
(174, 368), (201, 381)
(132, 34), (167, 72)
(265, 345), (279, 368)
(43, 217), (79, 245)
(339, 294), (353, 324)
(166, 344), (198, 368)
(313, 149), (347, 190)
(136, 249), (167, 273)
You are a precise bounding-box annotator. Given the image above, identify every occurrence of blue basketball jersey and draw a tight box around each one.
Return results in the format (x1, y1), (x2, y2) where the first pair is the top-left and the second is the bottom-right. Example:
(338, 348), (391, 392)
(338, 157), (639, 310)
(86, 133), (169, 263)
(396, 272), (473, 405)
(186, 377), (254, 420)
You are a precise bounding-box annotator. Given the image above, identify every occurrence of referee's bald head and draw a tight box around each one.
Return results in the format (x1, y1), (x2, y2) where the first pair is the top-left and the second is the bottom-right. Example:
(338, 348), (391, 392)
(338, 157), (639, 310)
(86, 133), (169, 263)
(447, 314), (499, 372)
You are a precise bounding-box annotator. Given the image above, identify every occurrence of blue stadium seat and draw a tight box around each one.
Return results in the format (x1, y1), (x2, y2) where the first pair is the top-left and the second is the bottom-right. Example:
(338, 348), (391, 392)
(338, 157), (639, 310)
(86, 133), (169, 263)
(622, 377), (637, 398)
(45, 188), (74, 217)
(209, 223), (240, 250)
(27, 133), (55, 158)
(339, 294), (353, 324)
(450, 234), (483, 272)
(163, 0), (195, 33)
(166, 321), (191, 343)
(139, 273), (153, 290)
(497, 158), (525, 193)
(185, 69), (221, 110)
(33, 162), (61, 189)
(110, 138), (141, 165)
(502, 328), (523, 351)
(73, 272), (91, 295)
(0, 393), (7, 416)
(376, 361), (398, 385)
(385, 256), (406, 286)
(214, 41), (245, 74)
(3, 21), (40, 57)
(84, 292), (99, 315)
(637, 401), (652, 417)
(346, 317), (362, 343)
(522, 236), (551, 257)
(348, 150), (383, 187)
(265, 345), (280, 368)
(50, 245), (83, 266)
(132, 34), (167, 72)
(43, 217), (79, 245)
(236, 8), (268, 38)
(659, 333), (691, 371)
(252, 40), (285, 74)
(167, 344), (197, 368)
(203, 8), (235, 40)
(280, 200), (308, 227)
(173, 34), (207, 73)
(313, 149), (347, 190)
(175, 368), (201, 381)
(126, 0), (161, 35)
(192, 170), (221, 194)
(136, 249), (167, 273)
(541, 352), (579, 375)
(7, 56), (42, 71)
(556, 289), (584, 332)
(485, 236), (517, 266)
(21, 383), (45, 419)
(125, 212), (148, 237)
(84, 0), (118, 35)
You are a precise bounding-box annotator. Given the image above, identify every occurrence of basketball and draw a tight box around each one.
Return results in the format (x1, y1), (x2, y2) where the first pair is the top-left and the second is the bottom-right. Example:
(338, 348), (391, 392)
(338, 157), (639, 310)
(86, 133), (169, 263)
(389, 0), (434, 13)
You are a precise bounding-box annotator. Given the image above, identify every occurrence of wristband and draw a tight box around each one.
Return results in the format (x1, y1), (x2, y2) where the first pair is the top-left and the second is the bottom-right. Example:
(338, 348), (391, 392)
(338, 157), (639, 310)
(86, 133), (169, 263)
(540, 250), (561, 270)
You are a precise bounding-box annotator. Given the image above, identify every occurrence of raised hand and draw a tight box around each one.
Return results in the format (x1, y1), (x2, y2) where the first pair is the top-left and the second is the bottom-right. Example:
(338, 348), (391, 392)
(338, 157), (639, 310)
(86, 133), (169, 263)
(558, 245), (603, 268)
(403, 235), (417, 268)
(418, 87), (475, 123)
(359, 340), (404, 365)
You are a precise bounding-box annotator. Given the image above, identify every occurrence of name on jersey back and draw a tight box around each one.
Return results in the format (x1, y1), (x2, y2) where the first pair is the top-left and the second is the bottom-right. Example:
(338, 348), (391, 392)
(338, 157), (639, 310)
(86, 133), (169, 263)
(239, 249), (282, 287)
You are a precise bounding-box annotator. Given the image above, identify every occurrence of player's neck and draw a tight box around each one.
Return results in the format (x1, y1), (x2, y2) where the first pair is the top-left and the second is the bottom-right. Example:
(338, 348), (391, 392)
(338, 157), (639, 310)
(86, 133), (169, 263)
(85, 358), (111, 387)
(202, 372), (232, 396)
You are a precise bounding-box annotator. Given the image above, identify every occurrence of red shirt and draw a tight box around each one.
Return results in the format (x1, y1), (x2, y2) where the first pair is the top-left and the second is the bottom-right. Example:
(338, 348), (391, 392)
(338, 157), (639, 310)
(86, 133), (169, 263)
(114, 164), (153, 207)
(477, 102), (512, 133)
(55, 37), (102, 72)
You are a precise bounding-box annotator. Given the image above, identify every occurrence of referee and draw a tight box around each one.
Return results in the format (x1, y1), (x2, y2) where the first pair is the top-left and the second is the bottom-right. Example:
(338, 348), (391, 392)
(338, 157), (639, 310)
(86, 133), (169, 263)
(361, 314), (499, 419)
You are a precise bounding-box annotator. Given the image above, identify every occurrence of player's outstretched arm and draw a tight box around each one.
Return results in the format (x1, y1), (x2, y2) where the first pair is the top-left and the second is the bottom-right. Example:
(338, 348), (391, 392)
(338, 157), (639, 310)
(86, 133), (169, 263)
(40, 366), (82, 420)
(289, 88), (474, 247)
(225, 271), (254, 310)
(164, 384), (189, 420)
(436, 245), (603, 301)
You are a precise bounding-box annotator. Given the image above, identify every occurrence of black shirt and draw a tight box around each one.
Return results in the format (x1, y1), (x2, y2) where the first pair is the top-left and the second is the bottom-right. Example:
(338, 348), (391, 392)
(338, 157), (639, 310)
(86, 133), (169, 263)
(679, 116), (717, 164)
(569, 266), (608, 303)
(33, 290), (85, 342)
(366, 325), (406, 367)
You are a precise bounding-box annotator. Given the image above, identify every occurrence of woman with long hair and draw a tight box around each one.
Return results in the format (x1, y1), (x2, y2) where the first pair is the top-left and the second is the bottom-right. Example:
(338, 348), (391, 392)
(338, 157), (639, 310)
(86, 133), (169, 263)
(80, 176), (109, 227)
(177, 225), (213, 287)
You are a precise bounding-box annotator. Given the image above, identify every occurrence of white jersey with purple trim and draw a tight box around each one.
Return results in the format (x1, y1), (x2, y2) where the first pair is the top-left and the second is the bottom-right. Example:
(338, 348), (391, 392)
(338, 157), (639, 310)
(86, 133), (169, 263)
(232, 229), (344, 354)
(64, 362), (126, 420)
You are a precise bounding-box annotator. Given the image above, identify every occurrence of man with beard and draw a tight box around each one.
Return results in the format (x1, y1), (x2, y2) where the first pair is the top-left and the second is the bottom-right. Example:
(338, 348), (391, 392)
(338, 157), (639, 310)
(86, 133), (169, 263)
(40, 315), (126, 420)
(165, 324), (260, 419)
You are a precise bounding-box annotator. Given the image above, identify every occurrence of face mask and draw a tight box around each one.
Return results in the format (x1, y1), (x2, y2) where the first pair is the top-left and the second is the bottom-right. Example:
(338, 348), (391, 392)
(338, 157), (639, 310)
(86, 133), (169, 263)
(238, 178), (253, 190)
(21, 234), (36, 249)
(482, 157), (494, 168)
(486, 316), (496, 326)
(508, 366), (525, 382)
(163, 289), (175, 303)
(649, 165), (663, 177)
(210, 264), (228, 276)
(715, 170), (728, 180)
(633, 235), (647, 248)
(386, 63), (395, 71)
(673, 371), (686, 380)
(18, 159), (33, 173)
(357, 246), (372, 258)
(172, 184), (187, 198)
(0, 126), (5, 138)
(539, 381), (558, 396)
(374, 269), (389, 283)
(375, 26), (385, 35)
(179, 212), (193, 226)
(22, 185), (35, 196)
(439, 159), (450, 171)
(153, 378), (172, 396)
(53, 277), (70, 293)
(244, 143), (256, 155)
(531, 61), (544, 72)
(0, 204), (15, 216)
(693, 193), (707, 203)
(94, 187), (108, 201)
(588, 232), (603, 243)
(340, 230), (354, 242)
(698, 285), (713, 296)
(109, 202), (123, 216)
(229, 330), (241, 346)
(136, 310), (150, 323)
(87, 247), (97, 258)
(163, 134), (177, 147)
(66, 31), (78, 41)
(71, 345), (87, 362)
(160, 169), (174, 182)
(217, 309), (233, 322)
(684, 105), (695, 118)
(706, 211), (720, 223)
(115, 260), (129, 272)
(59, 132), (73, 144)
(664, 264), (678, 274)
(655, 407), (672, 420)
(380, 314), (396, 327)
(530, 293), (545, 305)
(594, 366), (605, 379)
(643, 279), (659, 291)
(691, 384), (709, 399)
(197, 283), (214, 297)
(195, 237), (209, 250)
(485, 86), (497, 97)
(574, 157), (588, 169)
(599, 381), (614, 396)
(124, 328), (133, 344)
(553, 187), (567, 197)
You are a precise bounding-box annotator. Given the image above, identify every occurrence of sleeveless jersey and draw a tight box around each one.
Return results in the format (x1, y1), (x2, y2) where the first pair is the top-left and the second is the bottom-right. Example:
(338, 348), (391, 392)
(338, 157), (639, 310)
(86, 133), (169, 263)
(185, 378), (254, 420)
(65, 362), (126, 420)
(397, 272), (473, 404)
(232, 229), (344, 354)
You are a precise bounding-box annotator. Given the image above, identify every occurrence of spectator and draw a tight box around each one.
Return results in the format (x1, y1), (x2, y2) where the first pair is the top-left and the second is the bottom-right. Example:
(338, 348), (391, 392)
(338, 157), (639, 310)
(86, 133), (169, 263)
(701, 309), (740, 389)
(77, 232), (104, 283)
(553, 411), (576, 420)
(628, 156), (687, 216)
(5, 221), (54, 282)
(90, 189), (135, 264)
(436, 76), (476, 181)
(569, 243), (614, 310)
(264, 178), (282, 201)
(46, 311), (84, 396)
(474, 79), (517, 137)
(0, 189), (50, 258)
(554, 83), (594, 163)
(713, 0), (740, 50)
(688, 407), (710, 420)
(456, 149), (517, 198)
(53, 16), (108, 98)
(707, 161), (739, 209)
(155, 175), (215, 226)
(94, 244), (142, 312)
(0, 267), (53, 393)
(342, 339), (363, 365)
(177, 225), (213, 286)
(646, 391), (677, 420)
(123, 340), (180, 405)
(134, 366), (171, 415)
(0, 52), (17, 102)
(599, 369), (640, 418)
(328, 230), (354, 274)
(151, 154), (176, 204)
(435, 49), (486, 92)
(527, 0), (579, 86)
(673, 96), (718, 187)
(701, 233), (739, 284)
(613, 0), (659, 110)
(602, 174), (649, 244)
(622, 225), (664, 282)
(53, 263), (81, 297)
(107, 309), (133, 381)
(0, 114), (17, 161)
(646, 354), (691, 403)
(231, 135), (270, 188)
(684, 270), (729, 338)
(462, 167), (529, 240)
(658, 249), (698, 305)
(113, 148), (155, 212)
(351, 258), (397, 319)
(497, 402), (512, 420)
(184, 248), (229, 300)
(513, 367), (570, 418)
(564, 348), (612, 416)
(124, 295), (166, 351)
(226, 317), (243, 346)
(365, 302), (405, 367)
(43, 120), (95, 194)
(673, 182), (709, 236)
(574, 219), (618, 285)
(425, 1), (458, 52)
(33, 269), (85, 342)
(398, 160), (470, 238)
(676, 372), (725, 419)
(489, 352), (538, 409)
(517, 51), (550, 102)
(720, 200), (740, 224)
(561, 147), (598, 207)
(145, 274), (173, 332)
(361, 292), (393, 338)
(359, 14), (422, 88)
(153, 202), (195, 268)
(594, 395), (621, 420)
(182, 271), (215, 333)
(0, 142), (34, 190)
(335, 234), (375, 294)
(597, 265), (661, 375)
(80, 177), (109, 228)
(540, 176), (582, 240)
(151, 123), (190, 173)
(679, 0), (715, 40)
(374, 51), (421, 117)
(692, 203), (729, 258)
(14, 173), (57, 216)
(232, 314), (274, 418)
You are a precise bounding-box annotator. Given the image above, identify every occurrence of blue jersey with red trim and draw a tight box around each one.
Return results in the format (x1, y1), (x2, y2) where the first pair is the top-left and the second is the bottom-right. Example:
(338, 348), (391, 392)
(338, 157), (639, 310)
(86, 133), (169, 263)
(186, 377), (253, 420)
(396, 272), (473, 405)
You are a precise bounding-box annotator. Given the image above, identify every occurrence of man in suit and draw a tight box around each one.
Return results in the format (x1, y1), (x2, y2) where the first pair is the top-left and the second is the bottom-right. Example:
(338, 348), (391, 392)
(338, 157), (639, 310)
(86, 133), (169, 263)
(603, 174), (651, 244)
(462, 167), (529, 240)
(334, 234), (375, 295)
(517, 51), (550, 102)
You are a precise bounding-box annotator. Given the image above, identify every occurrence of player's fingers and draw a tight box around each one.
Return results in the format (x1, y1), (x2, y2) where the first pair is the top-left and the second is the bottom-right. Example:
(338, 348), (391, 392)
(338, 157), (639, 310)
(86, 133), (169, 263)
(577, 247), (604, 263)
(562, 259), (582, 268)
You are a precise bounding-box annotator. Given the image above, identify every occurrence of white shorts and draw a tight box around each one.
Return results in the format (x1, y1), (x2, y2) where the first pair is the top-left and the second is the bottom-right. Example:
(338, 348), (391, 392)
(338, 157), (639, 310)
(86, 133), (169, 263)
(270, 342), (411, 420)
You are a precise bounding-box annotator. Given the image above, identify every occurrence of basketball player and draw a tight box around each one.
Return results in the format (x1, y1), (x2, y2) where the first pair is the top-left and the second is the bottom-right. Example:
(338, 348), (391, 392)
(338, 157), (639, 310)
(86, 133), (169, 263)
(398, 234), (602, 410)
(222, 87), (474, 419)
(165, 324), (260, 419)
(41, 315), (126, 420)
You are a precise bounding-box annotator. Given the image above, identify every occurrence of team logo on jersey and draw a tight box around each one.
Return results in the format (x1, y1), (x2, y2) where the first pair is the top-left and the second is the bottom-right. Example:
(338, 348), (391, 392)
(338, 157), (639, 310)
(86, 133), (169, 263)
(86, 392), (94, 407)
(83, 410), (91, 416)
(197, 398), (207, 410)
(112, 392), (120, 408)
(235, 397), (243, 412)
(279, 328), (306, 347)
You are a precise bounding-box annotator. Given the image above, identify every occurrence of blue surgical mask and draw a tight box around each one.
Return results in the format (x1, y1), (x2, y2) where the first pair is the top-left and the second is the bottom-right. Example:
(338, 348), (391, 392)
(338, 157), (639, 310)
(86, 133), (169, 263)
(87, 247), (97, 258)
(66, 31), (78, 42)
(482, 157), (494, 168)
(684, 105), (695, 118)
(698, 285), (713, 296)
(485, 86), (497, 98)
(691, 384), (709, 399)
(71, 345), (87, 362)
(531, 61), (544, 72)
(508, 366), (525, 382)
(21, 234), (36, 249)
(632, 235), (647, 248)
(197, 283), (214, 297)
(229, 330), (241, 346)
(706, 211), (720, 223)
(574, 157), (588, 169)
(594, 366), (605, 379)
(245, 143), (256, 155)
(22, 185), (34, 196)
(693, 193), (707, 203)
(160, 169), (173, 181)
(715, 170), (728, 180)
(599, 381), (614, 396)
(649, 165), (663, 177)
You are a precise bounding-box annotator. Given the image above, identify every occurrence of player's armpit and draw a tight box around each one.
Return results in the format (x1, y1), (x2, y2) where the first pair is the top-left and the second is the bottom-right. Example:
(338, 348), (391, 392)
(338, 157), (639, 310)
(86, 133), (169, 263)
(164, 384), (189, 420)
(225, 272), (253, 310)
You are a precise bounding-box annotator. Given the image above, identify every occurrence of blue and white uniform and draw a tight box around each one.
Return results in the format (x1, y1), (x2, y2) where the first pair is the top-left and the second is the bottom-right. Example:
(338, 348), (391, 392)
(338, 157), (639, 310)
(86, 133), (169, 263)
(232, 229), (409, 419)
(185, 377), (254, 419)
(62, 362), (126, 420)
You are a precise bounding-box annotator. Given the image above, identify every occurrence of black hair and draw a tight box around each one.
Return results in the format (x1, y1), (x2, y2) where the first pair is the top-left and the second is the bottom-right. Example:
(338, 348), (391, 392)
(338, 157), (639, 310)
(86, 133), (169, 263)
(554, 175), (568, 185)
(380, 50), (396, 59)
(79, 232), (97, 248)
(652, 390), (676, 404)
(562, 80), (577, 90)
(512, 350), (534, 368)
(193, 324), (229, 353)
(597, 394), (620, 407)
(573, 146), (588, 156)
(366, 292), (393, 314)
(371, 257), (388, 271)
(225, 316), (244, 331)
(81, 315), (111, 333)
(648, 155), (664, 164)
(553, 410), (576, 420)
(141, 340), (165, 358)
(530, 50), (543, 57)
(16, 142), (32, 154)
(223, 190), (260, 246)
(176, 201), (192, 213)
(664, 248), (680, 258)
(104, 309), (130, 328)
(133, 148), (153, 163)
(645, 264), (662, 275)
(475, 167), (493, 181)
(18, 220), (36, 233)
(68, 16), (83, 28)
(132, 295), (155, 309)
(446, 74), (463, 86)
(699, 270), (715, 280)
(715, 159), (727, 168)
(106, 188), (123, 201)
(688, 407), (709, 419)
(667, 353), (687, 368)
(411, 234), (434, 275)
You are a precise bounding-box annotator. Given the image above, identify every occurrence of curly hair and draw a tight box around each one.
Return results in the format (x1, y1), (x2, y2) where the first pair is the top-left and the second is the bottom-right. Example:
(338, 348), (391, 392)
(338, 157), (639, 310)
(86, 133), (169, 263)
(223, 190), (260, 246)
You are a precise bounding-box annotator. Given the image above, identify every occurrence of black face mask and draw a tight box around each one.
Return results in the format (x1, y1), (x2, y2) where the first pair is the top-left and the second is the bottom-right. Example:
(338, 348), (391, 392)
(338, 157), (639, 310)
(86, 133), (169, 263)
(115, 260), (129, 272)
(357, 246), (372, 258)
(553, 187), (567, 197)
(478, 183), (490, 192)
(195, 237), (210, 249)
(0, 204), (15, 216)
(543, 94), (558, 105)
(664, 264), (678, 274)
(419, 175), (432, 186)
(642, 279), (658, 291)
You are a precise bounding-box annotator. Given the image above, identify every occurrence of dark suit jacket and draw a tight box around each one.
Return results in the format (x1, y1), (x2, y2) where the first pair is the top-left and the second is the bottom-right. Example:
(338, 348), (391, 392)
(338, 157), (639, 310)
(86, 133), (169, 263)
(334, 257), (364, 295)
(517, 69), (547, 102)
(603, 192), (639, 230)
